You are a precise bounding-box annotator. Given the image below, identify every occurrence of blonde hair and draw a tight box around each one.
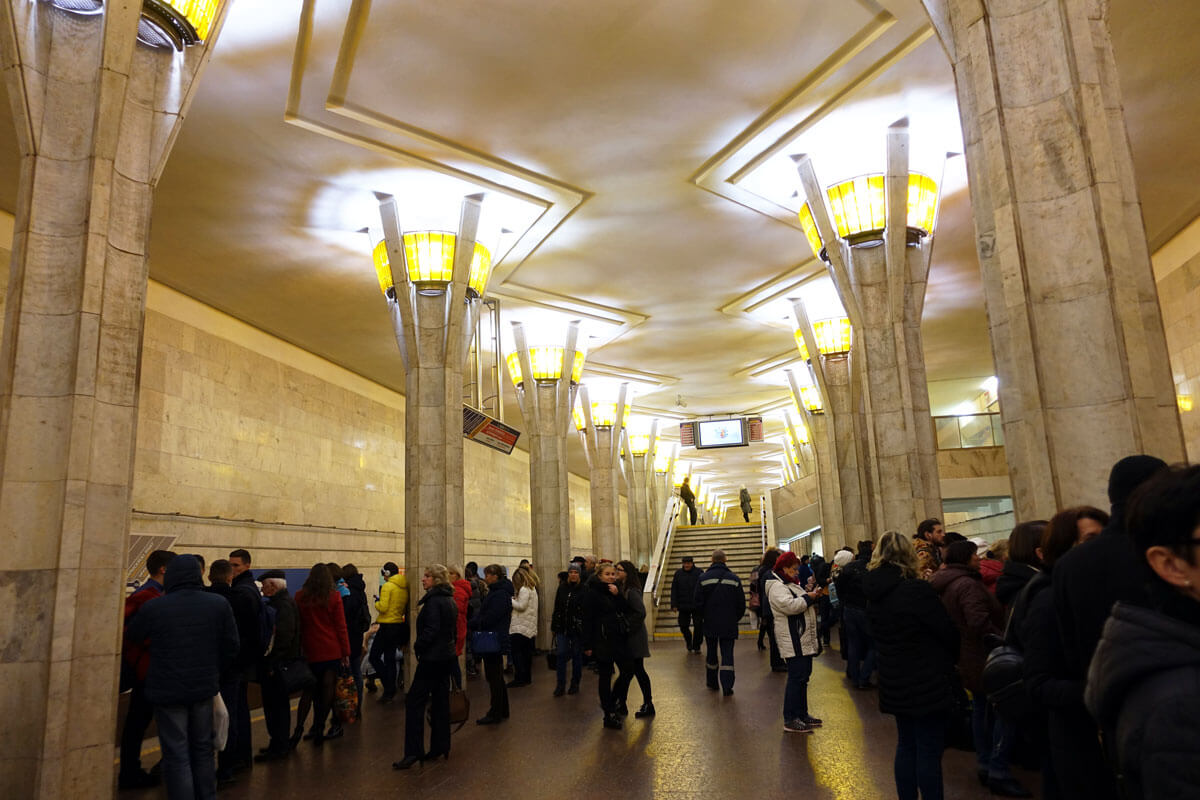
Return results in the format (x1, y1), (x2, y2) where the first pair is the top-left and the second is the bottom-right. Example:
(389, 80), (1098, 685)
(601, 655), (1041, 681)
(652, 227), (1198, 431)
(446, 564), (464, 581)
(868, 531), (920, 579)
(513, 565), (540, 592)
(425, 564), (451, 588)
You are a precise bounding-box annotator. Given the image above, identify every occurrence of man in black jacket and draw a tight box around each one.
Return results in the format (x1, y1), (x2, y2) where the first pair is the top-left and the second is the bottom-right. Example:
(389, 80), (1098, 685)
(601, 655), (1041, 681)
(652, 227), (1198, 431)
(126, 555), (239, 800)
(670, 556), (704, 653)
(835, 541), (876, 689)
(696, 550), (746, 695)
(256, 571), (300, 761)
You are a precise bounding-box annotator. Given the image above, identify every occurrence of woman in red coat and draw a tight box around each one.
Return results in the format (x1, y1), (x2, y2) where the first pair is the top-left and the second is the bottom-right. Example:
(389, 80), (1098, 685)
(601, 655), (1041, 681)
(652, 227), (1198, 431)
(295, 564), (350, 745)
(447, 565), (472, 686)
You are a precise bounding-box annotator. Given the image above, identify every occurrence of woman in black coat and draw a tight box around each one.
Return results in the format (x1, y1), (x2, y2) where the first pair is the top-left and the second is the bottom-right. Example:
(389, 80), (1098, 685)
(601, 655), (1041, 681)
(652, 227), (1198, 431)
(340, 564), (371, 716)
(581, 563), (634, 730)
(393, 564), (458, 769)
(863, 531), (959, 800)
(612, 560), (654, 718)
(472, 564), (513, 726)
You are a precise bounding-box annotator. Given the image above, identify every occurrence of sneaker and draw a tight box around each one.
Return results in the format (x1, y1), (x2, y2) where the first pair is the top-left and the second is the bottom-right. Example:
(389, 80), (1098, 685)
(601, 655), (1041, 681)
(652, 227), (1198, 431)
(602, 712), (623, 730)
(722, 688), (734, 696)
(783, 718), (813, 734)
(802, 714), (823, 726)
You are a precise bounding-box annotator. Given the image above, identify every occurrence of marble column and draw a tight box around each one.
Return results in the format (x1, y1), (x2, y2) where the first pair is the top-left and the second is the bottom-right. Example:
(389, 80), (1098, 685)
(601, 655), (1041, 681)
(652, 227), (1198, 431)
(620, 420), (657, 567)
(577, 384), (627, 561)
(921, 0), (1185, 516)
(378, 195), (486, 655)
(0, 3), (230, 796)
(508, 322), (581, 647)
(794, 123), (943, 537)
(786, 369), (847, 550)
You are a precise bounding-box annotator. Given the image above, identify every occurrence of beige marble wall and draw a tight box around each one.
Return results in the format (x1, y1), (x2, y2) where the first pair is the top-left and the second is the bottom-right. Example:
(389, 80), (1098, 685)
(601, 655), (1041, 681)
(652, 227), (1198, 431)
(1155, 251), (1200, 462)
(133, 283), (594, 571)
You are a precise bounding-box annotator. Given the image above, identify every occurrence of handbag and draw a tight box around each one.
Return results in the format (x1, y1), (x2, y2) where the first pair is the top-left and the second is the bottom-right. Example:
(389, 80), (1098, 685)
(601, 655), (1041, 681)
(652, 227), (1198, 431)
(982, 574), (1046, 720)
(426, 675), (471, 732)
(276, 658), (316, 694)
(335, 670), (359, 725)
(212, 692), (229, 752)
(471, 630), (501, 655)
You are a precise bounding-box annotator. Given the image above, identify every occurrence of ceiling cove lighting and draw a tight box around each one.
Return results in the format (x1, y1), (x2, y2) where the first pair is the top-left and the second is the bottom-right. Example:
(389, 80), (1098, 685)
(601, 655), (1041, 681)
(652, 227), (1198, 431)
(45, 0), (219, 50)
(373, 232), (493, 297)
(505, 347), (586, 388)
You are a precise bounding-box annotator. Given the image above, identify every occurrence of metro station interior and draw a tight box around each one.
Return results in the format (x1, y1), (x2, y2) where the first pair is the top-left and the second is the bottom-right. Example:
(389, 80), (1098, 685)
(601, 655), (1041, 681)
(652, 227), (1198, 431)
(1, 0), (1198, 797)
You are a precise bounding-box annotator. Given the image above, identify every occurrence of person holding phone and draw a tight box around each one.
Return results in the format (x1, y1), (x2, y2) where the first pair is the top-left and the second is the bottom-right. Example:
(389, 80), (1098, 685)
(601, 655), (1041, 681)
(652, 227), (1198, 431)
(767, 551), (824, 734)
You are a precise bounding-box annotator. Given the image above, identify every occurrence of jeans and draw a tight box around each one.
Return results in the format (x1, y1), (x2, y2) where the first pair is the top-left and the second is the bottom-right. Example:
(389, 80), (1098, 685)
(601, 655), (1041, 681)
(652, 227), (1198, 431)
(894, 713), (947, 800)
(705, 636), (736, 691)
(987, 713), (1017, 780)
(555, 633), (583, 688)
(510, 633), (534, 683)
(482, 653), (509, 718)
(842, 605), (876, 686)
(155, 698), (216, 800)
(676, 609), (704, 651)
(369, 621), (409, 696)
(404, 658), (452, 758)
(972, 691), (993, 772)
(119, 685), (155, 777)
(684, 501), (697, 525)
(259, 671), (292, 753)
(613, 657), (652, 705)
(783, 655), (813, 721)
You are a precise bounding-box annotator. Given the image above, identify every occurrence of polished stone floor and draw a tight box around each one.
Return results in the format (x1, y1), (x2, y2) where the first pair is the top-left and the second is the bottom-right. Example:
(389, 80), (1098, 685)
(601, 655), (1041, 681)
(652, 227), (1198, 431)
(120, 639), (1043, 799)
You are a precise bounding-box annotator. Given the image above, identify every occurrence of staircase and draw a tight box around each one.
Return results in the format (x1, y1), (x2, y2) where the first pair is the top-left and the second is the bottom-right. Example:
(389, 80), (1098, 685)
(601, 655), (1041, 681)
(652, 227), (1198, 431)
(652, 522), (765, 639)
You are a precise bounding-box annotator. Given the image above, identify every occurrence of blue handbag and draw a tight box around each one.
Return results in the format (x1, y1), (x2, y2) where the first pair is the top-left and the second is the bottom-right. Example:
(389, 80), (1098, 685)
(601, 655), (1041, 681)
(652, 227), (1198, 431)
(471, 630), (501, 654)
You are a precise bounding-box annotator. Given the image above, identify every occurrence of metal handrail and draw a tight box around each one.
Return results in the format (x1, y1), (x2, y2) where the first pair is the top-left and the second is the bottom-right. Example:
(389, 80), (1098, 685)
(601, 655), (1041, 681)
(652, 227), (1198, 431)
(759, 494), (767, 552)
(643, 494), (681, 632)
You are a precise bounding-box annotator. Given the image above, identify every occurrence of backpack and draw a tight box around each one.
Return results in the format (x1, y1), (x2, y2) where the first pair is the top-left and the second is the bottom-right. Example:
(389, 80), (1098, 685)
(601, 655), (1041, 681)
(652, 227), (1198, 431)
(981, 573), (1047, 719)
(258, 596), (278, 657)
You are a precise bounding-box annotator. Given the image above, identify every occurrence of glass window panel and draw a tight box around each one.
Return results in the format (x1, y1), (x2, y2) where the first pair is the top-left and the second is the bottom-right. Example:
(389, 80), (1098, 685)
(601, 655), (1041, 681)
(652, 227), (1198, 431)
(935, 417), (961, 450)
(991, 414), (1005, 447)
(960, 414), (994, 448)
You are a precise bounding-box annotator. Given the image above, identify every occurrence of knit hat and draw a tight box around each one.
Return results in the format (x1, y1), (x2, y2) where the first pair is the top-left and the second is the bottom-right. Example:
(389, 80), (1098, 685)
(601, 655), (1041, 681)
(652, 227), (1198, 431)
(833, 550), (854, 568)
(567, 563), (582, 573)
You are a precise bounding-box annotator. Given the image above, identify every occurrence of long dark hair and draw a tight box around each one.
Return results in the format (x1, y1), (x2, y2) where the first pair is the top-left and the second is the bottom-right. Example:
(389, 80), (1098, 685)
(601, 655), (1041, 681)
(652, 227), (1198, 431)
(298, 563), (333, 607)
(616, 560), (642, 592)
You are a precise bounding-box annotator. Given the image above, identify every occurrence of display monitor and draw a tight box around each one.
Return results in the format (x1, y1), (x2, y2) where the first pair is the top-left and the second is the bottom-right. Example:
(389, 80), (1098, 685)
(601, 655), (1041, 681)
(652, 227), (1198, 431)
(695, 418), (747, 449)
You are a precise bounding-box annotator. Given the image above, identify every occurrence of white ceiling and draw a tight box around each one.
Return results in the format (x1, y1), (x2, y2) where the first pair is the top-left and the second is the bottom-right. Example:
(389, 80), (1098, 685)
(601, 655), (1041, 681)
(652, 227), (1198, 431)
(1, 0), (1198, 505)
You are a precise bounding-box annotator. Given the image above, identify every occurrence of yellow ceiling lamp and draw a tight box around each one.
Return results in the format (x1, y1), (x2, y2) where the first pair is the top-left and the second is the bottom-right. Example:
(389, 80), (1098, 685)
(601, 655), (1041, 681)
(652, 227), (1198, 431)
(790, 414), (810, 444)
(826, 173), (938, 247)
(588, 398), (631, 429)
(628, 433), (652, 457)
(45, 0), (219, 49)
(505, 347), (586, 388)
(373, 232), (493, 297)
(653, 447), (672, 473)
(672, 461), (691, 488)
(798, 385), (824, 415)
(797, 203), (825, 261)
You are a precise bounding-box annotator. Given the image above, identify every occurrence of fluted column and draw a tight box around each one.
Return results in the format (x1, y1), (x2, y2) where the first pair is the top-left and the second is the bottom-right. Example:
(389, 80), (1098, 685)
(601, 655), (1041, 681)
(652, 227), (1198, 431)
(921, 0), (1185, 517)
(794, 121), (943, 537)
(577, 384), (628, 560)
(0, 3), (231, 795)
(508, 322), (581, 646)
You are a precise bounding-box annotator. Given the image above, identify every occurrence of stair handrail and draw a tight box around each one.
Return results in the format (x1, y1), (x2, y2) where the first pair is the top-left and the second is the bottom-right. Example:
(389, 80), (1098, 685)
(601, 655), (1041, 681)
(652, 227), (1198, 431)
(759, 494), (768, 552)
(644, 494), (681, 632)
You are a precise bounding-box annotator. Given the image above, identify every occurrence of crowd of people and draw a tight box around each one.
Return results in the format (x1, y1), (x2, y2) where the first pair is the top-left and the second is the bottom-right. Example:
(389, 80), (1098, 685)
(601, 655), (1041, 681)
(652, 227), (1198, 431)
(118, 453), (1200, 800)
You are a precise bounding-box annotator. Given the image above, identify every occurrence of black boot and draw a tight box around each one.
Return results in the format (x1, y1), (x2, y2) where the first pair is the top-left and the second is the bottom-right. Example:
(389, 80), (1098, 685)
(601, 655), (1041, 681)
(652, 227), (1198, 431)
(602, 712), (623, 730)
(615, 699), (628, 717)
(634, 702), (656, 718)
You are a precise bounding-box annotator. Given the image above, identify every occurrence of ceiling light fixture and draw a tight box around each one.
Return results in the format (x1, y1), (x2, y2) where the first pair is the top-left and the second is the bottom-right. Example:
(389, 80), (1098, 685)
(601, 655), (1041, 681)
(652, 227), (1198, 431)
(794, 317), (851, 360)
(44, 0), (219, 50)
(799, 173), (939, 260)
(505, 347), (585, 388)
(799, 385), (824, 415)
(373, 231), (492, 298)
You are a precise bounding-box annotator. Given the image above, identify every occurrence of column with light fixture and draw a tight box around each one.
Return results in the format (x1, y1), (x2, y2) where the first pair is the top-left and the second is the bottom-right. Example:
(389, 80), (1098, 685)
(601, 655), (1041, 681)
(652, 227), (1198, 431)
(650, 441), (677, 547)
(373, 192), (501, 645)
(621, 421), (658, 566)
(0, 3), (230, 795)
(575, 384), (629, 560)
(920, 0), (1185, 517)
(793, 120), (943, 536)
(505, 323), (583, 644)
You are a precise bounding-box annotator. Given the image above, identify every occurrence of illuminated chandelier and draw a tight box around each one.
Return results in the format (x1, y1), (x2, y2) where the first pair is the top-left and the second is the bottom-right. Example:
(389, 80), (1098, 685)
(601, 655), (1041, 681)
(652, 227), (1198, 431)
(793, 316), (852, 360)
(798, 173), (939, 260)
(373, 232), (493, 298)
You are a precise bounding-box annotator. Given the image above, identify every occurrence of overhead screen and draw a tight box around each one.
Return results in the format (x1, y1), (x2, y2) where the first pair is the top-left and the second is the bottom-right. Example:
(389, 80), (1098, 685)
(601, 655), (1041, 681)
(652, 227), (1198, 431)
(695, 418), (747, 450)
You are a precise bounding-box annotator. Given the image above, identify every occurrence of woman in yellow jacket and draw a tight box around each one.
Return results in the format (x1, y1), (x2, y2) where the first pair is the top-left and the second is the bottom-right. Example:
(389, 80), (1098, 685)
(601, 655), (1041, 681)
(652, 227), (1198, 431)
(369, 561), (409, 703)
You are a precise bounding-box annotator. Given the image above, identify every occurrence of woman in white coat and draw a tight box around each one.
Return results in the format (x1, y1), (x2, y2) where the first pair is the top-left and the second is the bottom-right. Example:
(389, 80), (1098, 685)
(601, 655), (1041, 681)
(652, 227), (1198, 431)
(508, 565), (540, 687)
(767, 550), (825, 734)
